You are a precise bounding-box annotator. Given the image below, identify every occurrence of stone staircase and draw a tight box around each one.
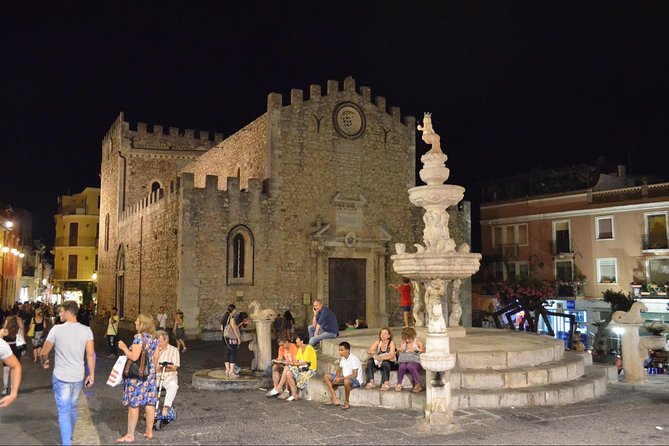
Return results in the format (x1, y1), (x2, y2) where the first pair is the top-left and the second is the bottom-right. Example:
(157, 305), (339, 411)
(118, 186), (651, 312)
(305, 328), (617, 410)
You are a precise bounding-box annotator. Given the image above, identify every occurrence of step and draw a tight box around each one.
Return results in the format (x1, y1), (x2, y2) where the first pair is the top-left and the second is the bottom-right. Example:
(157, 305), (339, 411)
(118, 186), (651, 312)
(322, 328), (566, 371)
(315, 351), (586, 391)
(452, 366), (609, 409)
(305, 365), (609, 410)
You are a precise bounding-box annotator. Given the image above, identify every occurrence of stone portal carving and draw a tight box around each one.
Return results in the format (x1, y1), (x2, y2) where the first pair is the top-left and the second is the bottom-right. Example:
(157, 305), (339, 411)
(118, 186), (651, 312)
(448, 279), (463, 327)
(425, 280), (447, 333)
(248, 300), (278, 321)
(412, 280), (424, 327)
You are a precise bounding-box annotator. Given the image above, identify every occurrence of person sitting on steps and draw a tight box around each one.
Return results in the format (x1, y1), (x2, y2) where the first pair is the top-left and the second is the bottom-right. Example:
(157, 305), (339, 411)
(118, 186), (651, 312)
(364, 327), (397, 391)
(395, 326), (424, 392)
(265, 336), (297, 399)
(323, 341), (363, 410)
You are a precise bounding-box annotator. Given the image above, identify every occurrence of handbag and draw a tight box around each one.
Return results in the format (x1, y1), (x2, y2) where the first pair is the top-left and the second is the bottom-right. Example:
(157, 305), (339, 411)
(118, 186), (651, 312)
(27, 321), (35, 338)
(223, 314), (234, 339)
(123, 342), (150, 380)
(398, 351), (420, 363)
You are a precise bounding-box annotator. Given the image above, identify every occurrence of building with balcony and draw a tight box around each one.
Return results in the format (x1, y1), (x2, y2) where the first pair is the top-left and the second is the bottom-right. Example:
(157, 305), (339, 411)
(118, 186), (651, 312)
(477, 166), (669, 346)
(1, 205), (25, 309)
(53, 187), (100, 305)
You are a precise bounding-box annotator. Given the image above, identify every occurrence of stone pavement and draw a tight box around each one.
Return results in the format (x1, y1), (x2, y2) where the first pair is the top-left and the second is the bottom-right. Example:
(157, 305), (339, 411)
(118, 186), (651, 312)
(2, 321), (668, 445)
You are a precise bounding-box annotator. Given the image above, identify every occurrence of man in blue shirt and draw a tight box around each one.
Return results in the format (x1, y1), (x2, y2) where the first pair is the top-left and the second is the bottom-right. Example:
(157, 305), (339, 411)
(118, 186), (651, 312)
(308, 299), (339, 348)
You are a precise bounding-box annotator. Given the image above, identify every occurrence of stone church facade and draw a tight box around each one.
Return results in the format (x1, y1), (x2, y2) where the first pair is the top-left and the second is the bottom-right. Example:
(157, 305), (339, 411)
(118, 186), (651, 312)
(97, 76), (473, 336)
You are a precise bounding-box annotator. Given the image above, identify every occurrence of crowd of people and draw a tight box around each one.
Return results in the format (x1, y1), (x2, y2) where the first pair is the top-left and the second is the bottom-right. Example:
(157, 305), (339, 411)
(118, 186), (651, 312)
(0, 278), (421, 441)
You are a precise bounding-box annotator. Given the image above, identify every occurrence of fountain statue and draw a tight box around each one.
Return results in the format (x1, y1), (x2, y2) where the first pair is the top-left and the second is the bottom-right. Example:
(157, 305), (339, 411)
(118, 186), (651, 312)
(391, 113), (482, 429)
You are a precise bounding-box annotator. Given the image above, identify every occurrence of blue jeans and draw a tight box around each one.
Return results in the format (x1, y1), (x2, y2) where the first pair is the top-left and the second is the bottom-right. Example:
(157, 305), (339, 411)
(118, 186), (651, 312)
(307, 325), (338, 347)
(52, 376), (83, 446)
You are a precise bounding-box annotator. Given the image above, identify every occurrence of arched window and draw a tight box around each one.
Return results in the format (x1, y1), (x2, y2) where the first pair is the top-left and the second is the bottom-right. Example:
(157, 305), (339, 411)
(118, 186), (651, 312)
(151, 181), (161, 193)
(227, 225), (254, 285)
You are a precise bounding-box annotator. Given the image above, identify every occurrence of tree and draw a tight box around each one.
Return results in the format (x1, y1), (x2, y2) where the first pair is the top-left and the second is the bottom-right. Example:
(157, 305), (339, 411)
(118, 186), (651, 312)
(593, 289), (636, 358)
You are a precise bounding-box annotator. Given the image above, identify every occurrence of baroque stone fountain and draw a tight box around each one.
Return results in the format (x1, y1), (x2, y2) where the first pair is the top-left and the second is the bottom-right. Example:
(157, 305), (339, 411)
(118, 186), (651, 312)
(391, 113), (481, 429)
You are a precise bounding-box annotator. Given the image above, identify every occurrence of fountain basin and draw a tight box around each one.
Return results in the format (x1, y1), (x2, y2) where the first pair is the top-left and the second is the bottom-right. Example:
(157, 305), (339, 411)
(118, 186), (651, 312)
(408, 184), (465, 209)
(420, 352), (456, 372)
(391, 252), (481, 280)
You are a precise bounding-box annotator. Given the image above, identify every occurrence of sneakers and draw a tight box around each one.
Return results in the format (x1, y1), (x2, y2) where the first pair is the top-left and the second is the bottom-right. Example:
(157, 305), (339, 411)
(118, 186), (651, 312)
(285, 395), (296, 402)
(266, 388), (280, 398)
(1, 387), (9, 396)
(277, 390), (290, 400)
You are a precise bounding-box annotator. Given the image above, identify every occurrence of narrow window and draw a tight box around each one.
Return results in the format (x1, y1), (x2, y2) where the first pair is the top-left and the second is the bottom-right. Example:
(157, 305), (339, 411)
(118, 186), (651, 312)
(233, 233), (245, 278)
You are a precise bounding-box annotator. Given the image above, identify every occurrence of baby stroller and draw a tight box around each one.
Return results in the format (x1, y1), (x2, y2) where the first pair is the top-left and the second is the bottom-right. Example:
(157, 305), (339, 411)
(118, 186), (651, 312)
(154, 361), (177, 431)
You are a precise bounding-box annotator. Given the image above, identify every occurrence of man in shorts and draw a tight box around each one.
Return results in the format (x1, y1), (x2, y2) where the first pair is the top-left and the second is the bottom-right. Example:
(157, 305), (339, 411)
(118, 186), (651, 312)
(323, 341), (363, 410)
(390, 277), (413, 327)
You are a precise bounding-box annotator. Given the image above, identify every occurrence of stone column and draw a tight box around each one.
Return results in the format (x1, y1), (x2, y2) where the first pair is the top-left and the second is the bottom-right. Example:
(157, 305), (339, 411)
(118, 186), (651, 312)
(618, 323), (644, 383)
(253, 319), (273, 374)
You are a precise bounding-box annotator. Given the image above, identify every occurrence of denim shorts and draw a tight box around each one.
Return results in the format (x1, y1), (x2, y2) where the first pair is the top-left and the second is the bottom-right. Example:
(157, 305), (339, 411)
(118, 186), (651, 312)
(329, 373), (361, 388)
(401, 305), (412, 312)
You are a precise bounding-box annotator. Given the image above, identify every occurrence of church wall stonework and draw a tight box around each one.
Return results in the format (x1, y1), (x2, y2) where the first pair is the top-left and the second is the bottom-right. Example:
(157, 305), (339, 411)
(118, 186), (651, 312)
(97, 78), (474, 334)
(183, 115), (268, 190)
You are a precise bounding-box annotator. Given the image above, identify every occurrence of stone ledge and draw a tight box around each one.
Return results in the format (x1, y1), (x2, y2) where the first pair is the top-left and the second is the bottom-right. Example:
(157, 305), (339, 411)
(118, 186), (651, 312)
(192, 368), (264, 391)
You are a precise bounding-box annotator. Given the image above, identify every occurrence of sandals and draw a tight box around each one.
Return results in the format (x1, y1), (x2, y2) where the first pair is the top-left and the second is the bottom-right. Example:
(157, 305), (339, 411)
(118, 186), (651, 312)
(395, 384), (403, 392)
(412, 384), (423, 393)
(364, 382), (375, 389)
(341, 403), (351, 410)
(143, 433), (154, 440)
(380, 382), (390, 391)
(325, 400), (341, 406)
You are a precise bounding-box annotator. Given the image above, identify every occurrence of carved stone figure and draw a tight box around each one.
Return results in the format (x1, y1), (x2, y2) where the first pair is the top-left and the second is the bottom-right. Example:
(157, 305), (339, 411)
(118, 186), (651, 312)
(417, 112), (442, 154)
(248, 300), (278, 321)
(425, 279), (447, 332)
(612, 302), (648, 325)
(412, 280), (424, 327)
(448, 279), (463, 327)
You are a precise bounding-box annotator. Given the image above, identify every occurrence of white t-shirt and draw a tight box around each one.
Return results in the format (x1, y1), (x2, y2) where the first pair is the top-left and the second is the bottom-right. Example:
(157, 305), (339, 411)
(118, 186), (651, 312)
(156, 313), (168, 328)
(0, 339), (13, 360)
(46, 322), (94, 382)
(339, 352), (363, 385)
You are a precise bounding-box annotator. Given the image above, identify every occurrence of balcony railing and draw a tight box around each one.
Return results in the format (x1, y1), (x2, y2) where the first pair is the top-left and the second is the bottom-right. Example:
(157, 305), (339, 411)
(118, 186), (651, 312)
(642, 234), (669, 251)
(554, 282), (585, 298)
(55, 236), (99, 247)
(550, 238), (573, 255)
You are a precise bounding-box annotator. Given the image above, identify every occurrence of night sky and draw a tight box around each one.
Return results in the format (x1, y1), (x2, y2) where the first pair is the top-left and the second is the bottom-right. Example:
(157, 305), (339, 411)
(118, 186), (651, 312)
(2, 2), (668, 245)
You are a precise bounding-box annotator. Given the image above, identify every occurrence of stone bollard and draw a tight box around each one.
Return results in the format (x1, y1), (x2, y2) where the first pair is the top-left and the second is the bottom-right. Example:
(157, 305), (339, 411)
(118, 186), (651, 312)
(253, 319), (272, 374)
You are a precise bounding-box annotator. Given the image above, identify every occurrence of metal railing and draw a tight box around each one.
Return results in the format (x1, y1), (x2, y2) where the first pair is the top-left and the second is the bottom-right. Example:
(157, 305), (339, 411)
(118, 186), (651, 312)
(55, 236), (98, 247)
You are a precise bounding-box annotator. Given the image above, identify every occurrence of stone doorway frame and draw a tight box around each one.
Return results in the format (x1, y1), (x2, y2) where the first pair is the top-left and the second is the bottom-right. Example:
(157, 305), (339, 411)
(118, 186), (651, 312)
(311, 223), (392, 328)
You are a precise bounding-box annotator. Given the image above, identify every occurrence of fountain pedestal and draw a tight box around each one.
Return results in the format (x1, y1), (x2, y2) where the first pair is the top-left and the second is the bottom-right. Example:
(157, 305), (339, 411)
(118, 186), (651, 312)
(391, 113), (481, 430)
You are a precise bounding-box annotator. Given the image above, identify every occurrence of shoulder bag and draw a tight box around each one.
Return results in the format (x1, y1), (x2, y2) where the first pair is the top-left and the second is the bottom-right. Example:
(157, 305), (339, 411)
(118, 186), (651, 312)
(123, 339), (150, 380)
(397, 340), (421, 363)
(223, 314), (234, 339)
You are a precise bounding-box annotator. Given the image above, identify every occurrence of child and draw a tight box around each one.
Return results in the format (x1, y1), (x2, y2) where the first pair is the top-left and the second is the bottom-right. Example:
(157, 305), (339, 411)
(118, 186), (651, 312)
(390, 277), (413, 327)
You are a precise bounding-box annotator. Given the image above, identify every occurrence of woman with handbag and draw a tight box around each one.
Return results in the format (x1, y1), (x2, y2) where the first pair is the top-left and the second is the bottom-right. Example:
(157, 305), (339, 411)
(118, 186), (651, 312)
(29, 308), (48, 363)
(116, 313), (160, 442)
(395, 327), (425, 393)
(364, 327), (397, 391)
(221, 305), (248, 379)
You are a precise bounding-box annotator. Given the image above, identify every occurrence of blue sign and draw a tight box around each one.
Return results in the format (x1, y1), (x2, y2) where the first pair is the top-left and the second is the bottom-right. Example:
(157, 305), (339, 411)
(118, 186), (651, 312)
(566, 300), (576, 310)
